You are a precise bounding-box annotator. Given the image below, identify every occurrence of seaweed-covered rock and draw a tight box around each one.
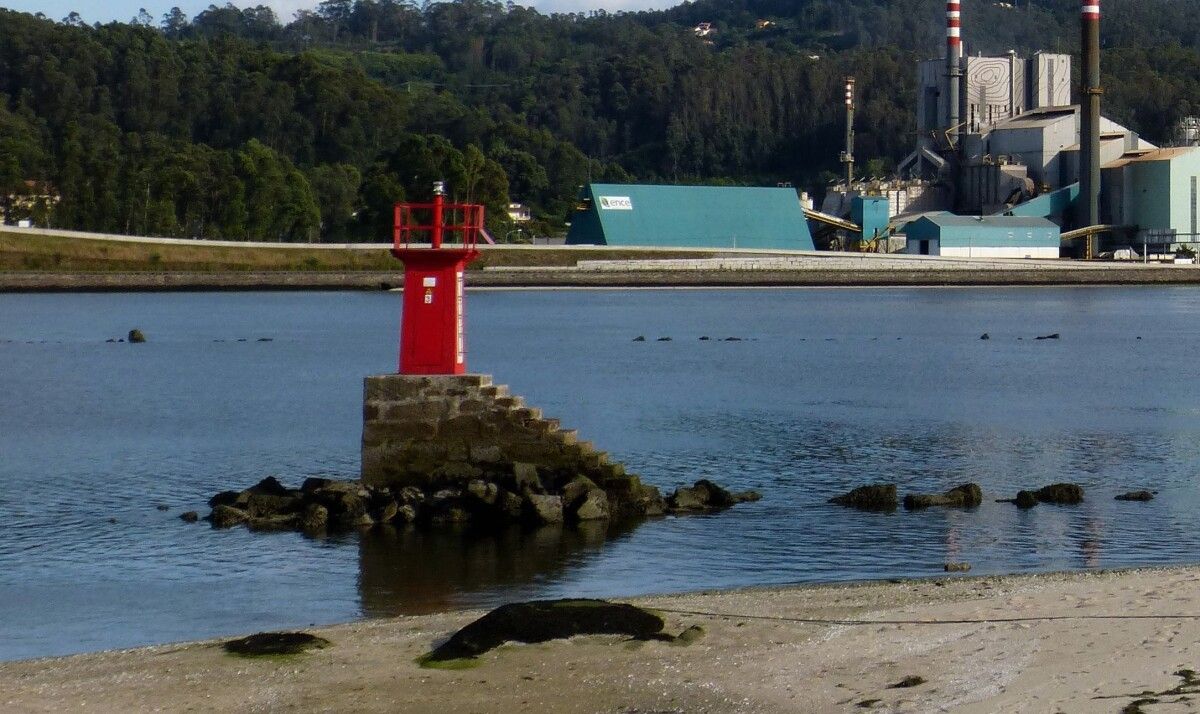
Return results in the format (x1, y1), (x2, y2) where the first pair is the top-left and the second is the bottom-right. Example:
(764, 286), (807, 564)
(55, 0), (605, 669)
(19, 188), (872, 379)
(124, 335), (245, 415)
(830, 484), (897, 511)
(179, 511), (199, 523)
(300, 503), (328, 532)
(127, 329), (146, 343)
(668, 480), (761, 512)
(1035, 483), (1084, 505)
(223, 632), (329, 657)
(904, 483), (982, 510)
(571, 489), (610, 521)
(245, 493), (302, 518)
(1014, 490), (1039, 509)
(210, 504), (248, 528)
(1115, 490), (1154, 502)
(422, 599), (665, 662)
(523, 494), (563, 525)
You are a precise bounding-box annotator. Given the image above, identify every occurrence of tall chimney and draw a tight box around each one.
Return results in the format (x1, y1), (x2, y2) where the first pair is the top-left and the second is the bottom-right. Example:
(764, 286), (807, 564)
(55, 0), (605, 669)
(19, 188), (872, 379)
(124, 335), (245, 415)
(946, 0), (963, 151)
(1080, 0), (1102, 245)
(842, 77), (855, 186)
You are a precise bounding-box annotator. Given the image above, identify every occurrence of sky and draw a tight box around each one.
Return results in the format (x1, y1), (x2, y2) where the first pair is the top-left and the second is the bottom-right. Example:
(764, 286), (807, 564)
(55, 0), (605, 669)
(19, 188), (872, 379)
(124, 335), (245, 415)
(1, 0), (679, 25)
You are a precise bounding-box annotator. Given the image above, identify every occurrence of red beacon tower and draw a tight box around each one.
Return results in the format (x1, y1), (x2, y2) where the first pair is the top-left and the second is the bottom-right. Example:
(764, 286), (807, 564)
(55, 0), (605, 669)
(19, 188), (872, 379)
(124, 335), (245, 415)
(391, 181), (483, 375)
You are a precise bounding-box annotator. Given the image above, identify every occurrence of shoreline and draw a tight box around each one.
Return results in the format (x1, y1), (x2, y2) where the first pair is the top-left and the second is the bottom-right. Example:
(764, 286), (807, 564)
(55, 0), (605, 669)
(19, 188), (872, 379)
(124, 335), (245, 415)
(6, 565), (1200, 711)
(7, 265), (1200, 292)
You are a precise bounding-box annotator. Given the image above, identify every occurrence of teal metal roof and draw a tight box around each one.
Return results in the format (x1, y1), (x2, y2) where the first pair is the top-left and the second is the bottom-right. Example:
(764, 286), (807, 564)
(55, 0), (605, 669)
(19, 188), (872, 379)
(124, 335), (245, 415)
(566, 184), (814, 250)
(904, 213), (1060, 248)
(918, 213), (1059, 229)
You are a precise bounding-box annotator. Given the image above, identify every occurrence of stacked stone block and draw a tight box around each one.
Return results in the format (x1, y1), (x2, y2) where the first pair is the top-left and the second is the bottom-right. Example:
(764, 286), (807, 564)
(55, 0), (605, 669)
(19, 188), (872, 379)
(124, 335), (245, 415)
(361, 374), (664, 519)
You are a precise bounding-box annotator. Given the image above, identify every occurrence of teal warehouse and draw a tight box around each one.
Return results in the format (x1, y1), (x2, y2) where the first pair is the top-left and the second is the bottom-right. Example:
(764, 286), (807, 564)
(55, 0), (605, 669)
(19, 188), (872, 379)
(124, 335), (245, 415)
(901, 214), (1061, 258)
(565, 183), (815, 251)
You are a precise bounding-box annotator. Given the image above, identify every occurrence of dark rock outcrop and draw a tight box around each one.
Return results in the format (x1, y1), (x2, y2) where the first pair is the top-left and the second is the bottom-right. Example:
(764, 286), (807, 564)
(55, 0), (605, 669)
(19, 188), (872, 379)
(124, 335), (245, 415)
(223, 632), (329, 657)
(203, 468), (756, 535)
(1115, 490), (1154, 502)
(829, 484), (897, 511)
(1014, 490), (1039, 509)
(668, 479), (761, 512)
(127, 329), (146, 343)
(1035, 483), (1084, 504)
(421, 599), (665, 663)
(903, 483), (982, 510)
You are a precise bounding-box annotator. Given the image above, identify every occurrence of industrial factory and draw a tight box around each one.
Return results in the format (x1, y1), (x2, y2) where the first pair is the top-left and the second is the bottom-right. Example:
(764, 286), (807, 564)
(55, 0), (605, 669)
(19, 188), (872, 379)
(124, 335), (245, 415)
(566, 0), (1200, 261)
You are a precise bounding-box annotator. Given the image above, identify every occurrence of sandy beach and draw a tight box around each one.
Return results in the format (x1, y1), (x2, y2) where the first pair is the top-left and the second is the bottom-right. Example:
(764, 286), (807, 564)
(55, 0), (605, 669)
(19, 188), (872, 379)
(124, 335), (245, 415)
(4, 567), (1200, 712)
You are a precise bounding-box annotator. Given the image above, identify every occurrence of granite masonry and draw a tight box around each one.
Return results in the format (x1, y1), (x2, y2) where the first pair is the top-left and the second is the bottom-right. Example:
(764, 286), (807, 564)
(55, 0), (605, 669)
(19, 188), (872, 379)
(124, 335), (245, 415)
(362, 373), (669, 520)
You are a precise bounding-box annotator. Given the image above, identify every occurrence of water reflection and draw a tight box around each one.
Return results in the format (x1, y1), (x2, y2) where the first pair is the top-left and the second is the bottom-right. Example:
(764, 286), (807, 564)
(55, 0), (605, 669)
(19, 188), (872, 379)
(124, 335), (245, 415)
(357, 520), (640, 616)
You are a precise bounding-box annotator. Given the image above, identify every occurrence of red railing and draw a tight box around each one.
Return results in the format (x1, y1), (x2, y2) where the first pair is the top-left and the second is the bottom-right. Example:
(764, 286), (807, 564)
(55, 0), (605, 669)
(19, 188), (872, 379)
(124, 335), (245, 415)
(393, 196), (484, 251)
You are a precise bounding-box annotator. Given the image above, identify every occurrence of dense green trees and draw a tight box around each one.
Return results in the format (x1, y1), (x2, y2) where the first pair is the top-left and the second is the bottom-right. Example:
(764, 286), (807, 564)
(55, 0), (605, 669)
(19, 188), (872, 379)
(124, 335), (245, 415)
(1, 0), (1199, 241)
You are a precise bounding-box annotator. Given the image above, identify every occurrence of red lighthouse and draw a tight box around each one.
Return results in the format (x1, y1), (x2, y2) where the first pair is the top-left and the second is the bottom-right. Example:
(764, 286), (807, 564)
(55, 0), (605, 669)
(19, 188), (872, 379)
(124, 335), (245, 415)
(391, 182), (483, 375)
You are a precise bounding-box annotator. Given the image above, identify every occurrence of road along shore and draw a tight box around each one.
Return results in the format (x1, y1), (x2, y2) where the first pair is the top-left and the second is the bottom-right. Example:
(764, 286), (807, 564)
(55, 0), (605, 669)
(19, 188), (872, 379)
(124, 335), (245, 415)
(7, 263), (1200, 291)
(4, 566), (1200, 712)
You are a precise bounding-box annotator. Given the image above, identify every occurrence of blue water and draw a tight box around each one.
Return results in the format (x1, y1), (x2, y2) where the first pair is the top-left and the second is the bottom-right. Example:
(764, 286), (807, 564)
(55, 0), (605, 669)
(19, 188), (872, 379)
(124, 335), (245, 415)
(2, 286), (1200, 661)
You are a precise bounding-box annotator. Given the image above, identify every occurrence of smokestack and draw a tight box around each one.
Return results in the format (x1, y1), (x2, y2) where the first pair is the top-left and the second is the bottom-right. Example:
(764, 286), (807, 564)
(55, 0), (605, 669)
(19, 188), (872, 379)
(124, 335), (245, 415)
(1080, 0), (1102, 245)
(842, 77), (855, 186)
(946, 0), (962, 151)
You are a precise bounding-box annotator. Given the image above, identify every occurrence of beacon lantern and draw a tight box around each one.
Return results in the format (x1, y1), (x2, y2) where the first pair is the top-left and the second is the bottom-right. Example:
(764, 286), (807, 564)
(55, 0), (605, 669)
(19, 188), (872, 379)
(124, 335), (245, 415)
(391, 182), (483, 375)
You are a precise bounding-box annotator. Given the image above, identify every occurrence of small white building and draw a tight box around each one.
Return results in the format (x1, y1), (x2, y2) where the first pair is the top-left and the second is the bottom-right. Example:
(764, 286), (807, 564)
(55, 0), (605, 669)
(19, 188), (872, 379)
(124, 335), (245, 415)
(506, 202), (531, 222)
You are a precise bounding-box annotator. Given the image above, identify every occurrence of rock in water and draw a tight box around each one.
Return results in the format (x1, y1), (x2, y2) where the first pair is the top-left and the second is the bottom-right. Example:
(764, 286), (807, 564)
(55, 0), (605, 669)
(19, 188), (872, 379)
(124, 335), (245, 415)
(209, 504), (248, 528)
(179, 511), (199, 523)
(1035, 483), (1084, 504)
(522, 494), (563, 525)
(944, 562), (971, 572)
(422, 599), (665, 662)
(980, 333), (990, 340)
(904, 483), (983, 510)
(829, 484), (897, 511)
(1014, 490), (1039, 509)
(127, 329), (146, 343)
(301, 503), (328, 532)
(572, 490), (610, 521)
(1115, 490), (1154, 502)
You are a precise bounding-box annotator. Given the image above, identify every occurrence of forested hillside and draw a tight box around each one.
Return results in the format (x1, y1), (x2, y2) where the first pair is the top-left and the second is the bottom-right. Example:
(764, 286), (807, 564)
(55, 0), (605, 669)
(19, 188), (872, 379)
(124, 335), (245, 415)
(2, 0), (1199, 241)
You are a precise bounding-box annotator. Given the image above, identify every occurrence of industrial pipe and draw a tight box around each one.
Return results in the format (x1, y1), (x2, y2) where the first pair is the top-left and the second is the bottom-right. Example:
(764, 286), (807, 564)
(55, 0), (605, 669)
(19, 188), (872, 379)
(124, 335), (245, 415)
(843, 77), (855, 186)
(946, 0), (962, 152)
(1080, 0), (1102, 251)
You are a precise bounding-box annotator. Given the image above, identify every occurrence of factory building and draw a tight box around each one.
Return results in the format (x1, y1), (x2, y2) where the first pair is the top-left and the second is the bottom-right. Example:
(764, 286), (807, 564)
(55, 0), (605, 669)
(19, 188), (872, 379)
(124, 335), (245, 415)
(900, 214), (1061, 258)
(565, 183), (815, 251)
(1102, 147), (1200, 249)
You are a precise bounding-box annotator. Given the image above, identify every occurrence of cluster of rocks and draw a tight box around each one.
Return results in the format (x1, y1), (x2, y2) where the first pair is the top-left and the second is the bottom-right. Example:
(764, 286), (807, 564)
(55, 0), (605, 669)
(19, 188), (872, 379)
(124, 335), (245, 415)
(104, 329), (146, 344)
(829, 483), (983, 512)
(828, 482), (1104, 512)
(997, 483), (1084, 509)
(200, 471), (760, 534)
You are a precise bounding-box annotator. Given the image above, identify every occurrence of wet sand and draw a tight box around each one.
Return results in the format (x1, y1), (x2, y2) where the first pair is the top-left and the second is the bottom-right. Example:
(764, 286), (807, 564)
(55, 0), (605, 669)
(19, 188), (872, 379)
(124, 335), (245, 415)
(4, 567), (1200, 713)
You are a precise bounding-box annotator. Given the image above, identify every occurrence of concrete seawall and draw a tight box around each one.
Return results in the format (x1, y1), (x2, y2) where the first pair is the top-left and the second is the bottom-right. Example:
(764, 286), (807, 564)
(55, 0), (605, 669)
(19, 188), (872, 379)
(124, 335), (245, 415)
(6, 265), (1200, 291)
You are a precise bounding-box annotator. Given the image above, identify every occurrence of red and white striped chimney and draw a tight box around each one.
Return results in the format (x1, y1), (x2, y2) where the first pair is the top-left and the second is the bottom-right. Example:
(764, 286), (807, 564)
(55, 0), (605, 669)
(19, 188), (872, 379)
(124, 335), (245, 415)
(946, 0), (962, 60)
(946, 0), (963, 149)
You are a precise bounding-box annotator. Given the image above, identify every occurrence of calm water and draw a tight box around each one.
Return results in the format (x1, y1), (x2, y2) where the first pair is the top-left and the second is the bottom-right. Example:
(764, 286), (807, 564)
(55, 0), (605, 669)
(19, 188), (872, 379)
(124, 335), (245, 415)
(3, 286), (1200, 661)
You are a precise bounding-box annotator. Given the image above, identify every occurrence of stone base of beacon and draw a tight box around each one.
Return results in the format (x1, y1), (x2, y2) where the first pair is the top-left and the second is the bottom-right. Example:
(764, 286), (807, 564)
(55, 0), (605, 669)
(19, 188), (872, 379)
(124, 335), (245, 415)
(360, 373), (668, 522)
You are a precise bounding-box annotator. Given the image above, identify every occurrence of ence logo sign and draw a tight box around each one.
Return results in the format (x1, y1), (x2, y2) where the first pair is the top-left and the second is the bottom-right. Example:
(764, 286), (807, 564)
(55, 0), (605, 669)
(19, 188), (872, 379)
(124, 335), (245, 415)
(598, 196), (633, 210)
